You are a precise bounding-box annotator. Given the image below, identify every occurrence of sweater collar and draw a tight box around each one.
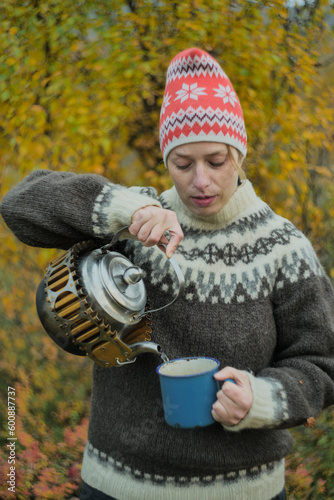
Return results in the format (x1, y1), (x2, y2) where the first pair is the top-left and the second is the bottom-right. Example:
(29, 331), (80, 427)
(161, 180), (265, 231)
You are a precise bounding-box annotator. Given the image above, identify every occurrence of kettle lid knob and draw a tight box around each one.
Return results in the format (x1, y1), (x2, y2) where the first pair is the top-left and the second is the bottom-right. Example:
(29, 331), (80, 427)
(122, 266), (143, 285)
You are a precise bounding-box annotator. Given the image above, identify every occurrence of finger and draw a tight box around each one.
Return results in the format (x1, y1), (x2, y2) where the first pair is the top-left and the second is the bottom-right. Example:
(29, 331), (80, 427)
(212, 407), (227, 423)
(129, 206), (158, 236)
(213, 394), (248, 425)
(217, 383), (253, 416)
(212, 402), (229, 422)
(130, 208), (168, 243)
(130, 207), (183, 253)
(143, 222), (173, 247)
(214, 366), (239, 382)
(216, 386), (240, 408)
(138, 221), (182, 256)
(134, 218), (163, 246)
(129, 213), (145, 236)
(165, 230), (183, 259)
(212, 400), (237, 425)
(212, 404), (247, 426)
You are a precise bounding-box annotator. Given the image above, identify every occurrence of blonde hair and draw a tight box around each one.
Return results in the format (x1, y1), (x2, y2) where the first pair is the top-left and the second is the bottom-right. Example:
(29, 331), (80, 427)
(227, 145), (246, 180)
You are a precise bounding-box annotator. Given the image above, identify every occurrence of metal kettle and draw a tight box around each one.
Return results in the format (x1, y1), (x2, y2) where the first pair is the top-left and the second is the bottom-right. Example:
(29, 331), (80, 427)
(36, 228), (184, 368)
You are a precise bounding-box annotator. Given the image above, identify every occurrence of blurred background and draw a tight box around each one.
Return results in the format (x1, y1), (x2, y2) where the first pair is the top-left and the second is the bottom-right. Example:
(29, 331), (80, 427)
(0, 1), (333, 498)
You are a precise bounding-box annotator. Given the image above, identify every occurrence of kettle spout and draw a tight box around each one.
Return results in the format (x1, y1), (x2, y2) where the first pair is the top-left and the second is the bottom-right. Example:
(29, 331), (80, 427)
(127, 341), (162, 360)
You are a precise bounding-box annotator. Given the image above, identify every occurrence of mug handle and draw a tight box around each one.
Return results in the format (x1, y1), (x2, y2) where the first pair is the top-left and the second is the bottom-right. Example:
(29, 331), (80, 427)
(222, 378), (236, 384)
(214, 378), (236, 393)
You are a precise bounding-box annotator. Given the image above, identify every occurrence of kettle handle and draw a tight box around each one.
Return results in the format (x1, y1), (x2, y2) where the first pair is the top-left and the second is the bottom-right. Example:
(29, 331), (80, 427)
(102, 226), (185, 319)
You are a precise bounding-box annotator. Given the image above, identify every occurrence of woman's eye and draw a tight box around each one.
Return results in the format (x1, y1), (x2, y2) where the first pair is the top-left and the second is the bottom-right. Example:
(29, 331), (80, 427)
(209, 161), (226, 167)
(176, 164), (190, 170)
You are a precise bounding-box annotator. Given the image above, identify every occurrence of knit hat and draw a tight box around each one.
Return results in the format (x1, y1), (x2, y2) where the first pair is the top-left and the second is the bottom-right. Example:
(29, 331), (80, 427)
(159, 47), (247, 165)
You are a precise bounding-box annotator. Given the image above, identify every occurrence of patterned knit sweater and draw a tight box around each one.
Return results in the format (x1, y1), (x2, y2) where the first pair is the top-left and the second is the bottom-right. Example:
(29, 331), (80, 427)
(1, 170), (334, 500)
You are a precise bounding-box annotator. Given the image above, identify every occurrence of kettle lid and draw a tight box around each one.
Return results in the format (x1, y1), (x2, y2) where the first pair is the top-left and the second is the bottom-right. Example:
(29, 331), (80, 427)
(100, 252), (147, 311)
(80, 250), (147, 319)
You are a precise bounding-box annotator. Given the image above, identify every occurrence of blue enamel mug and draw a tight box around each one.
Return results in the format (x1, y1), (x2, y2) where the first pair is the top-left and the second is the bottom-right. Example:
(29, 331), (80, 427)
(156, 357), (221, 429)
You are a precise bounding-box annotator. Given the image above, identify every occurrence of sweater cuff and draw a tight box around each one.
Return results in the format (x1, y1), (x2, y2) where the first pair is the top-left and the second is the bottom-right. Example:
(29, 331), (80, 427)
(222, 372), (289, 432)
(92, 185), (161, 238)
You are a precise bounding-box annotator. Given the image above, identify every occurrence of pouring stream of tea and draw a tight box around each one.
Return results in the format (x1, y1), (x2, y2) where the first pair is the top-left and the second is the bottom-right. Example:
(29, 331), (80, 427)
(160, 352), (170, 364)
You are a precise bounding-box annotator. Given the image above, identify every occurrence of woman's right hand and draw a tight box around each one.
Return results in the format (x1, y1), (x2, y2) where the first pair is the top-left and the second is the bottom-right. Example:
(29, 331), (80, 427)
(129, 206), (184, 259)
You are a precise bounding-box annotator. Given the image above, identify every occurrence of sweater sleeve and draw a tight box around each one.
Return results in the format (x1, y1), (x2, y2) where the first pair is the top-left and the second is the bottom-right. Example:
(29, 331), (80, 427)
(0, 170), (161, 250)
(223, 239), (334, 432)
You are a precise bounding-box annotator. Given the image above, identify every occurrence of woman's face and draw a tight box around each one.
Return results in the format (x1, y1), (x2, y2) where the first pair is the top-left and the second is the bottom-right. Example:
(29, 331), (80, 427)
(167, 142), (241, 217)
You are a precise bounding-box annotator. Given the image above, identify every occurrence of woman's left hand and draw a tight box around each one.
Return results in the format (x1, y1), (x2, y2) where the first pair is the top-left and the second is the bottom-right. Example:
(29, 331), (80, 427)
(212, 367), (253, 426)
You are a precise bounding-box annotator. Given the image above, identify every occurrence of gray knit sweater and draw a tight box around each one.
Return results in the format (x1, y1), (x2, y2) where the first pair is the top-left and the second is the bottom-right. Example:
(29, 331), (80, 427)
(1, 170), (334, 500)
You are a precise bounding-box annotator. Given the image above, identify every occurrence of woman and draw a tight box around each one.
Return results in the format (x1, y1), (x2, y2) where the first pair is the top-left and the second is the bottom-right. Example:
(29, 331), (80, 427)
(1, 48), (334, 500)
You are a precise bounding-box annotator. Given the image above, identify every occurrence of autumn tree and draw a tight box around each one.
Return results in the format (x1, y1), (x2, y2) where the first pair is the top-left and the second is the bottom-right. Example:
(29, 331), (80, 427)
(1, 0), (334, 263)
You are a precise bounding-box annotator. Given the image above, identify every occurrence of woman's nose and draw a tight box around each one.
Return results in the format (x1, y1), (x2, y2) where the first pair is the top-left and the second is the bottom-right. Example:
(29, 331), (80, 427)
(192, 164), (210, 190)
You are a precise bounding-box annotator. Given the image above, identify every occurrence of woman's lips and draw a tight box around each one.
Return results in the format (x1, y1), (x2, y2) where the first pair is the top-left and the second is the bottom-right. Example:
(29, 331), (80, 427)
(191, 195), (216, 207)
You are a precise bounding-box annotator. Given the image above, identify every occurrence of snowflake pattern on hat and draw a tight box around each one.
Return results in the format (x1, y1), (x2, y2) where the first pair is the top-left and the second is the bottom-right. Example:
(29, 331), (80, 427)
(214, 84), (238, 107)
(159, 48), (247, 164)
(161, 92), (171, 115)
(175, 83), (207, 103)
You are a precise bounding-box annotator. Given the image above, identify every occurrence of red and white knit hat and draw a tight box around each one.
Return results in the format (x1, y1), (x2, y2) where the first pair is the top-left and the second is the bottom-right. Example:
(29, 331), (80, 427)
(159, 47), (247, 164)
